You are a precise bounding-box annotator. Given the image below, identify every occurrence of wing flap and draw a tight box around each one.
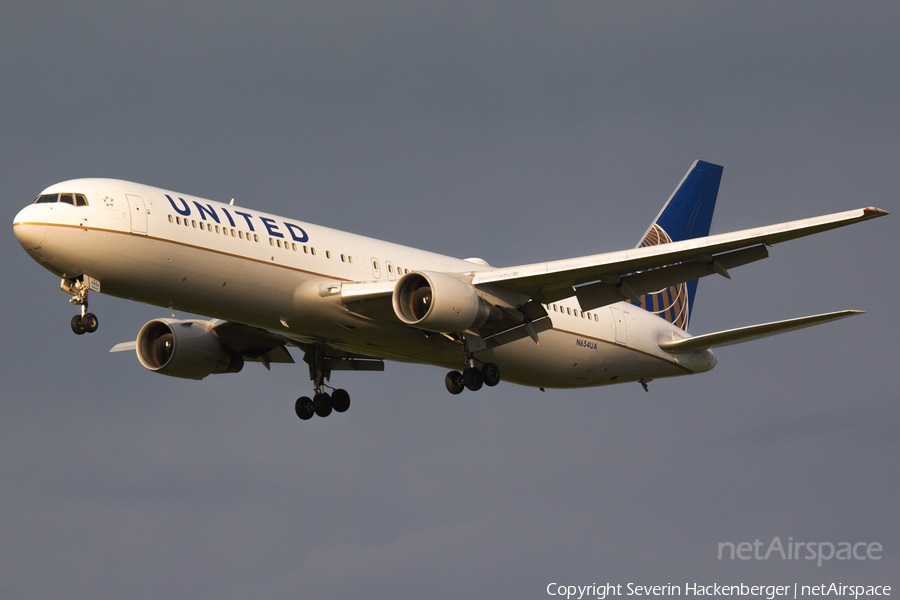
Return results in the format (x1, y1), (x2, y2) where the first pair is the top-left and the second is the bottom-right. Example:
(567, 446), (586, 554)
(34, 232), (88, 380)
(659, 310), (864, 353)
(575, 244), (769, 311)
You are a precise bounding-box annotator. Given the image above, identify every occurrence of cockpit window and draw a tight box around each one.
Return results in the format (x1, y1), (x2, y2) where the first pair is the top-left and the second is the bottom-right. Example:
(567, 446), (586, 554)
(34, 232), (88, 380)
(32, 193), (89, 206)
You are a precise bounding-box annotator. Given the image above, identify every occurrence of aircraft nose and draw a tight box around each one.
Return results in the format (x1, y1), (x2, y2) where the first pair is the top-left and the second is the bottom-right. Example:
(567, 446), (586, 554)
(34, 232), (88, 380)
(13, 205), (48, 250)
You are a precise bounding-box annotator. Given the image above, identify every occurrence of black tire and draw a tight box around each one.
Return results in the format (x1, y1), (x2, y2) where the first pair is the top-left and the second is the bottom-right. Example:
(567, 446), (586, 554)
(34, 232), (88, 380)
(81, 312), (99, 333)
(463, 367), (483, 391)
(313, 392), (333, 417)
(71, 315), (86, 335)
(295, 396), (314, 420)
(482, 362), (501, 387)
(445, 370), (465, 395)
(331, 389), (351, 413)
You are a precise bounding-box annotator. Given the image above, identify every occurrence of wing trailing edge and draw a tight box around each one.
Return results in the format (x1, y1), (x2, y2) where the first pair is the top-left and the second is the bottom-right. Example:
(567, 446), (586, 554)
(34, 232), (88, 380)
(658, 310), (864, 354)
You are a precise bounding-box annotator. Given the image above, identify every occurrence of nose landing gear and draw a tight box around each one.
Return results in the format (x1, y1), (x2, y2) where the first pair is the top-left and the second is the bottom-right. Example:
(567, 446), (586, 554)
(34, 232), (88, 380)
(62, 277), (100, 335)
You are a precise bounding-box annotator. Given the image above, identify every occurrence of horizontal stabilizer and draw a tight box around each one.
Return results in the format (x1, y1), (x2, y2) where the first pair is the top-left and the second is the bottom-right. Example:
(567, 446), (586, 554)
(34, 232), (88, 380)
(659, 310), (864, 353)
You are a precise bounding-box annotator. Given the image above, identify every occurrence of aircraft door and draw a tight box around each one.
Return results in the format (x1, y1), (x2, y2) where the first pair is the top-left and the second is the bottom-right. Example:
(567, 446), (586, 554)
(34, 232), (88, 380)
(126, 194), (148, 235)
(609, 306), (627, 346)
(385, 261), (396, 281)
(371, 258), (381, 279)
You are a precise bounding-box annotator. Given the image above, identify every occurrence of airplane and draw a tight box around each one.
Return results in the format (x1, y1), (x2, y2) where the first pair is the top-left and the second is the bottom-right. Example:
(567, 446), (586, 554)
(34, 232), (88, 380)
(13, 160), (888, 421)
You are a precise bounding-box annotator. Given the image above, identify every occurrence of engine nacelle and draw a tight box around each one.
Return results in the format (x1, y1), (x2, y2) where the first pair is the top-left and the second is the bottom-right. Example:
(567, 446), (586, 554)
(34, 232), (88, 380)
(392, 271), (502, 332)
(136, 319), (243, 380)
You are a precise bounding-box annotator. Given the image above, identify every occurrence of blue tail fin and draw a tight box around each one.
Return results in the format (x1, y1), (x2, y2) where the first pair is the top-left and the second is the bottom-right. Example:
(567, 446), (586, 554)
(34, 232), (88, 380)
(627, 160), (723, 331)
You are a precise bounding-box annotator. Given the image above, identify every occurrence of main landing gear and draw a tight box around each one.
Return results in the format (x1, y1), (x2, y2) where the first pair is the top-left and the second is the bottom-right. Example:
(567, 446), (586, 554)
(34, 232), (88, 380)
(445, 363), (501, 394)
(294, 344), (352, 421)
(62, 277), (99, 335)
(444, 339), (501, 394)
(294, 387), (351, 421)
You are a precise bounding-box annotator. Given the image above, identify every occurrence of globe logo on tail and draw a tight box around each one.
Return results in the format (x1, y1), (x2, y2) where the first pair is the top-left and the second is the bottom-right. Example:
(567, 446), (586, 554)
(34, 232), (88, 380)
(626, 224), (690, 330)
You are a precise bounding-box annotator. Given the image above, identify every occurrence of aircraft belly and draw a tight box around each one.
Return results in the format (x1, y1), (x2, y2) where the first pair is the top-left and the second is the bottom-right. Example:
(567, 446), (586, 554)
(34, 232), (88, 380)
(479, 327), (690, 389)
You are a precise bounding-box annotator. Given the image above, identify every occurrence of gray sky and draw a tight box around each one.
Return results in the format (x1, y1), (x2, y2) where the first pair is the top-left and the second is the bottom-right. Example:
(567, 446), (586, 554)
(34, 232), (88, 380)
(2, 2), (898, 598)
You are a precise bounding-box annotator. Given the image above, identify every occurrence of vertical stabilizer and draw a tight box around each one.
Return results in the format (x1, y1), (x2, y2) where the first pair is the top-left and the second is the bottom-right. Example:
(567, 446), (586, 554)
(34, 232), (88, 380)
(628, 160), (723, 330)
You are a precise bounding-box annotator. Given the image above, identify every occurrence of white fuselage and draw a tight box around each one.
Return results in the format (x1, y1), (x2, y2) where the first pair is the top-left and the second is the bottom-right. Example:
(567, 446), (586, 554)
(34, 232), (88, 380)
(13, 178), (716, 388)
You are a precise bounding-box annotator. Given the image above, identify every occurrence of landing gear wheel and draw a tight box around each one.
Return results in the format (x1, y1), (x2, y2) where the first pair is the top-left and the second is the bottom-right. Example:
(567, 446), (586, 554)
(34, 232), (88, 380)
(313, 392), (333, 418)
(295, 396), (314, 420)
(331, 389), (351, 413)
(463, 367), (484, 391)
(445, 370), (465, 395)
(71, 315), (86, 335)
(81, 312), (99, 333)
(482, 362), (501, 387)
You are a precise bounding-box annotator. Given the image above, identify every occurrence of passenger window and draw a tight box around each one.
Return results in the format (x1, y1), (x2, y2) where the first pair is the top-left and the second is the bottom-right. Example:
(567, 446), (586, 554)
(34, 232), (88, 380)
(59, 193), (75, 205)
(269, 238), (274, 246)
(303, 246), (308, 254)
(311, 248), (316, 256)
(594, 314), (599, 322)
(567, 307), (571, 315)
(254, 234), (259, 242)
(34, 194), (58, 204)
(341, 254), (346, 262)
(75, 194), (88, 206)
(192, 220), (197, 228)
(199, 222), (205, 230)
(168, 215), (173, 223)
(326, 251), (331, 259)
(176, 216), (182, 225)
(291, 243), (296, 251)
(349, 256), (353, 264)
(215, 225), (220, 233)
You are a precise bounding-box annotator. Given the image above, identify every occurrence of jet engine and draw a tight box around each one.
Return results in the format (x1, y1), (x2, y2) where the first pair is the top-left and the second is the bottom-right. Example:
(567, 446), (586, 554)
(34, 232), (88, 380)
(135, 319), (244, 379)
(392, 271), (502, 332)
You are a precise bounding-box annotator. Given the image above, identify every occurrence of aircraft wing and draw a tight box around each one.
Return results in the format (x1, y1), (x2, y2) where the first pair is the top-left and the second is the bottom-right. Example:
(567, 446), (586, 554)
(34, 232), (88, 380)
(659, 310), (863, 353)
(471, 207), (888, 309)
(110, 319), (297, 369)
(111, 319), (385, 372)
